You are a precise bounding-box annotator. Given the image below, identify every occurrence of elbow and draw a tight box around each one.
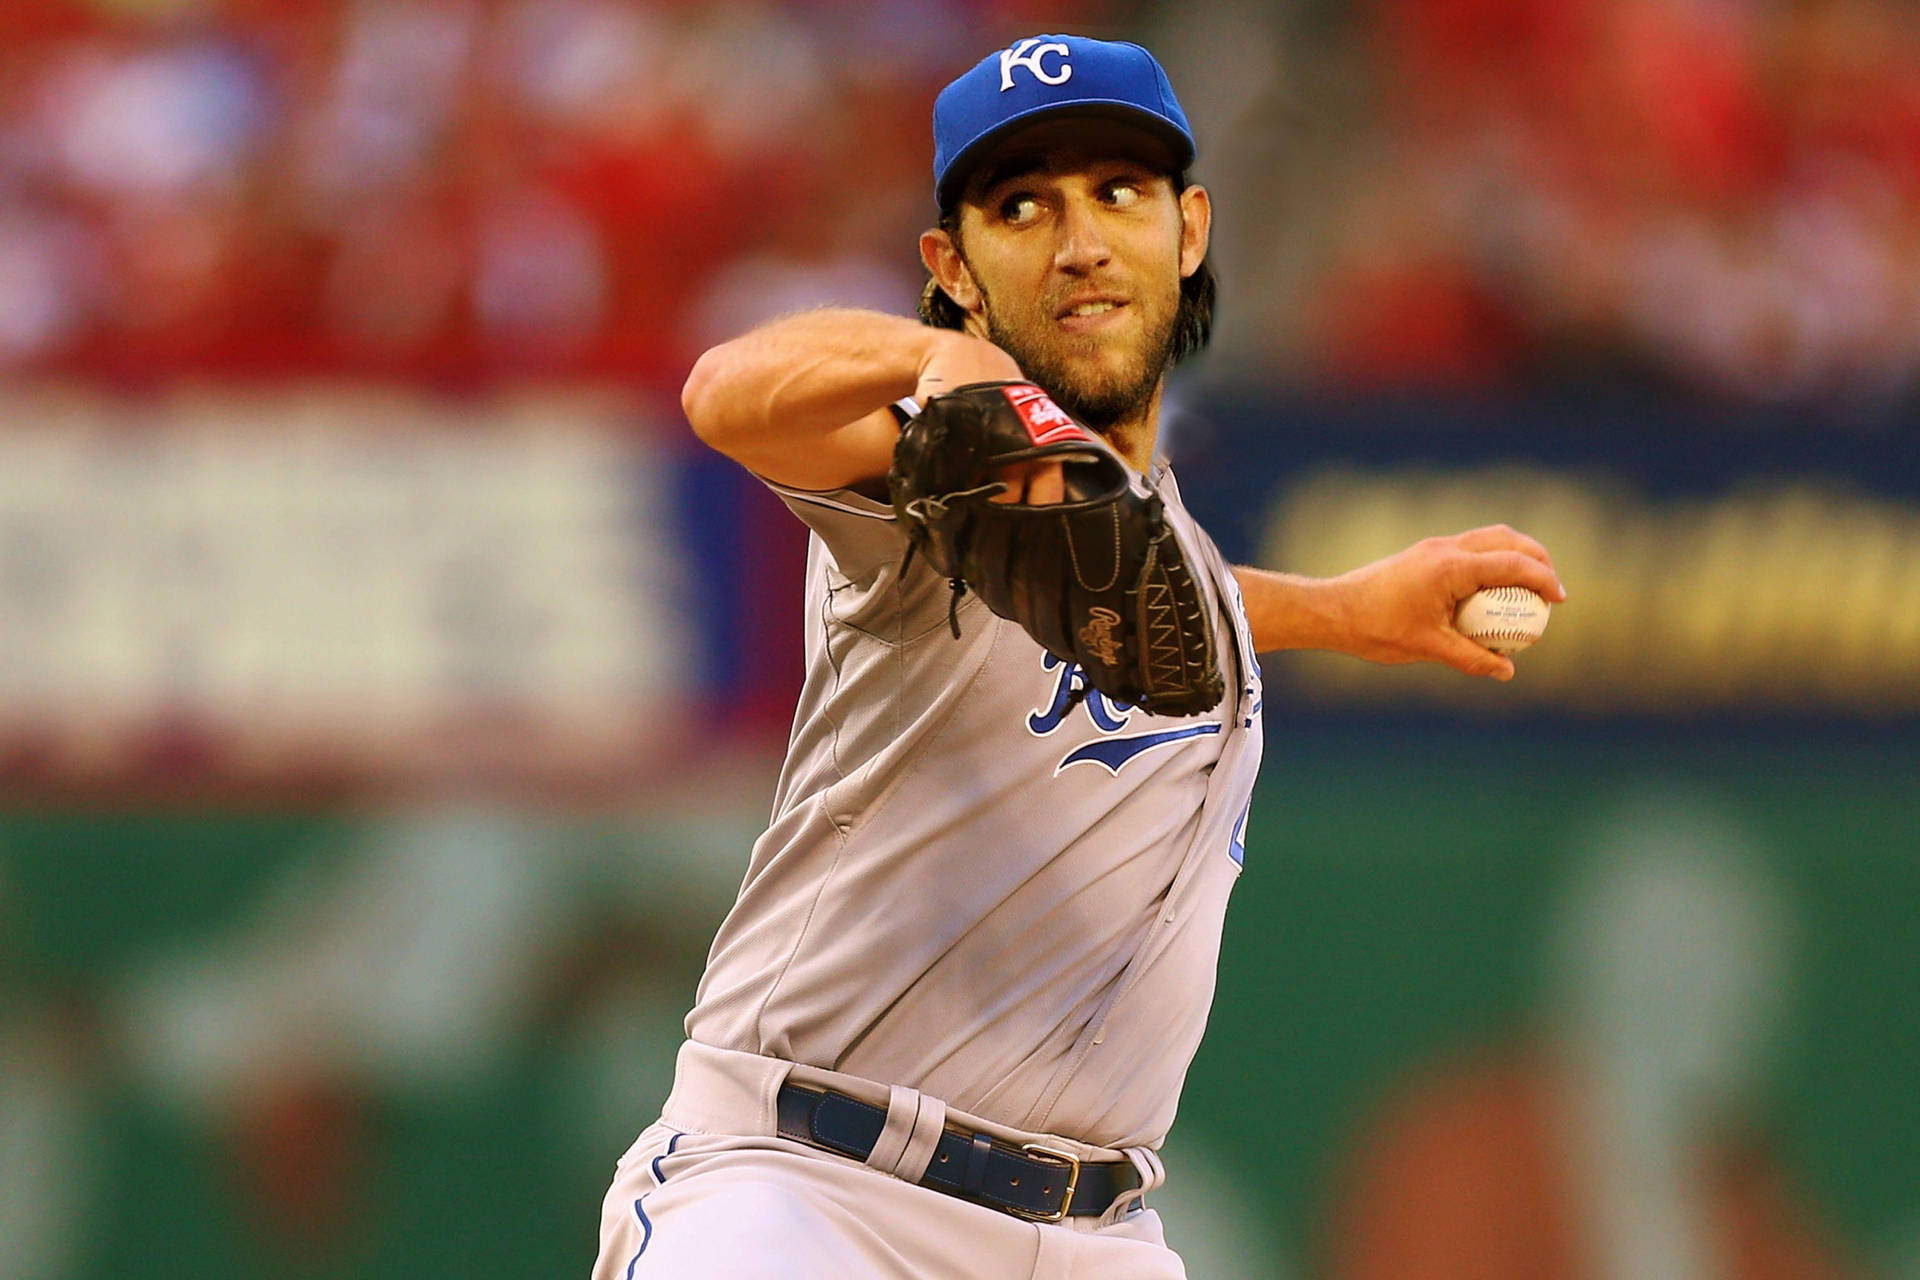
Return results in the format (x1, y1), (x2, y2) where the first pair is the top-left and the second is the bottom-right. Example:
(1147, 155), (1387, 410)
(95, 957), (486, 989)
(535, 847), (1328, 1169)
(680, 346), (729, 448)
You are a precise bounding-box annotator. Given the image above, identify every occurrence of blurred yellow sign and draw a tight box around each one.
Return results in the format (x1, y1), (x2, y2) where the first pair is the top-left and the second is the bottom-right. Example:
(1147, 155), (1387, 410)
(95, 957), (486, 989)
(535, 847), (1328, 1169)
(1262, 464), (1920, 713)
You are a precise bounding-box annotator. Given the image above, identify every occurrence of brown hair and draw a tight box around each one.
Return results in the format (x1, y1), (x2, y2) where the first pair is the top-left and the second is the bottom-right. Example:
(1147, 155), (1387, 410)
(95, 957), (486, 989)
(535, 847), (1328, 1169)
(916, 180), (1216, 367)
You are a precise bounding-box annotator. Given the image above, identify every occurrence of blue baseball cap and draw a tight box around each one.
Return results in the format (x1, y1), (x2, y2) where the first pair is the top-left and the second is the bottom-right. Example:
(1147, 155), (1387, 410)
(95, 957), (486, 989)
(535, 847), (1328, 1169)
(932, 35), (1196, 209)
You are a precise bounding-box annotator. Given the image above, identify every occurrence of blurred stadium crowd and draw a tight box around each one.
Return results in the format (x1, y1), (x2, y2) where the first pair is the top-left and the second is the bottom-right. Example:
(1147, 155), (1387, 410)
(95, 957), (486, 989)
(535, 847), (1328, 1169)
(3, 0), (1918, 408)
(0, 0), (1096, 387)
(1305, 0), (1920, 404)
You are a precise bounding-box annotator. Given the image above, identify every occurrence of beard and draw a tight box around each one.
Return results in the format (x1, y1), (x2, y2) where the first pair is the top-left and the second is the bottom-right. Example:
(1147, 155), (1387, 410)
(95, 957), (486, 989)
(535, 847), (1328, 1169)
(978, 283), (1180, 434)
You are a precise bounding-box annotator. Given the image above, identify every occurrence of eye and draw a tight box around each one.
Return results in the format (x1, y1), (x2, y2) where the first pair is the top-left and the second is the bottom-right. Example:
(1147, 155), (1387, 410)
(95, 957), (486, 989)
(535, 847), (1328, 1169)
(1103, 181), (1142, 208)
(999, 193), (1041, 225)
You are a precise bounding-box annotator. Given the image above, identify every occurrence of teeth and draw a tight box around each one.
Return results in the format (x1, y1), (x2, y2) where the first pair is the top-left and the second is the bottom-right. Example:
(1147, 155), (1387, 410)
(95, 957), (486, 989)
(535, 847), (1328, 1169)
(1069, 302), (1116, 316)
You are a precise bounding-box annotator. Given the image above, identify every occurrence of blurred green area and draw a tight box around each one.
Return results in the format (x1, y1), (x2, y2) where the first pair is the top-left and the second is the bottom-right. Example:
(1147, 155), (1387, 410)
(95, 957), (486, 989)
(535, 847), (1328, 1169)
(4, 730), (1913, 1279)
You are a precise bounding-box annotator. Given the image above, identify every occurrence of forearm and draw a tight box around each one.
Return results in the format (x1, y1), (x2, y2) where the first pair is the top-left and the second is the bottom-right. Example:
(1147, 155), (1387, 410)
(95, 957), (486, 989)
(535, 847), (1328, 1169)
(684, 310), (933, 442)
(1234, 527), (1565, 680)
(681, 310), (1018, 490)
(1232, 565), (1356, 655)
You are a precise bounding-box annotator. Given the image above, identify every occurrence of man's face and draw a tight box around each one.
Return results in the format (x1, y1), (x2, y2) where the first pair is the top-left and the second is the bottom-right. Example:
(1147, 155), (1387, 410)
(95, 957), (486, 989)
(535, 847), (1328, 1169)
(928, 118), (1209, 431)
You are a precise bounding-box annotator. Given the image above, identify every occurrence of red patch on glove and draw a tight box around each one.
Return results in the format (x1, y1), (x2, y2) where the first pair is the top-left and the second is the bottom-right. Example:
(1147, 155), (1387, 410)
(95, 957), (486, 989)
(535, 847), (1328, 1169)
(1001, 384), (1094, 446)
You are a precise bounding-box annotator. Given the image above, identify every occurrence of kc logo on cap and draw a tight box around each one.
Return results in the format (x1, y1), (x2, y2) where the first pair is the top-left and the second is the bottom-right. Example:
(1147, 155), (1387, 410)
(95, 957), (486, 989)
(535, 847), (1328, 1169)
(999, 38), (1072, 90)
(931, 34), (1197, 208)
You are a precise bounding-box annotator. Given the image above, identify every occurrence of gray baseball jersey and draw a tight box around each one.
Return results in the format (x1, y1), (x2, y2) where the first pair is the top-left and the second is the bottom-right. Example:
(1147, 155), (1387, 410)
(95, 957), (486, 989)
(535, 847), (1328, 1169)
(683, 416), (1263, 1152)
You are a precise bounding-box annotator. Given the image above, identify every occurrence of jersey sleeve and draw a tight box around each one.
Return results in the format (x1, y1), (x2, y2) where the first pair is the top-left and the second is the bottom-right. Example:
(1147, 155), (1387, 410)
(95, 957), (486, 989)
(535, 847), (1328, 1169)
(764, 480), (906, 585)
(758, 398), (916, 585)
(758, 398), (982, 639)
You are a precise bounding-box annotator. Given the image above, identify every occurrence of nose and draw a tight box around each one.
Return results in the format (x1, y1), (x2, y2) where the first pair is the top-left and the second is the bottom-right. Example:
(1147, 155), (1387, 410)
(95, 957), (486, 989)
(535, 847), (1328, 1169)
(1053, 195), (1112, 274)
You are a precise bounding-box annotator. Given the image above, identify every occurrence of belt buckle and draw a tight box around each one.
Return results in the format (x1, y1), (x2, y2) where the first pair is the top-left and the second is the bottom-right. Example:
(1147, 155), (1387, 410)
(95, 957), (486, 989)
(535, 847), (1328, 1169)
(1014, 1143), (1082, 1223)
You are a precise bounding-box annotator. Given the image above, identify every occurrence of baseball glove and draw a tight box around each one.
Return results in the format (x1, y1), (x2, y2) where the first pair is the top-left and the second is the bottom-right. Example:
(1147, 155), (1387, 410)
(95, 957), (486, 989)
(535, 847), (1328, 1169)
(887, 380), (1225, 717)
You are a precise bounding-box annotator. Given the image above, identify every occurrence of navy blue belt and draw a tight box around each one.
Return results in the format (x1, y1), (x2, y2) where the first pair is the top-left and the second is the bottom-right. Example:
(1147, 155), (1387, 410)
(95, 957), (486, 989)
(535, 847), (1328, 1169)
(775, 1084), (1142, 1222)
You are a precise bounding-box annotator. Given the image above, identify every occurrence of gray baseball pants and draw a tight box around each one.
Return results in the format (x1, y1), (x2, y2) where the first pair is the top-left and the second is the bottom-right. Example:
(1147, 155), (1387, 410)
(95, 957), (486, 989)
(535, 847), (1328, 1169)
(591, 1042), (1187, 1279)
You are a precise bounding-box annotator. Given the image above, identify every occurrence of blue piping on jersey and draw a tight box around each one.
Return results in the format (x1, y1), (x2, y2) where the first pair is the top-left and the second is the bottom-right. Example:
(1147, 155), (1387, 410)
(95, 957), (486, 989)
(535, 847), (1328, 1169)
(770, 487), (893, 519)
(650, 1132), (684, 1184)
(624, 1202), (652, 1279)
(1055, 722), (1221, 775)
(624, 1132), (683, 1275)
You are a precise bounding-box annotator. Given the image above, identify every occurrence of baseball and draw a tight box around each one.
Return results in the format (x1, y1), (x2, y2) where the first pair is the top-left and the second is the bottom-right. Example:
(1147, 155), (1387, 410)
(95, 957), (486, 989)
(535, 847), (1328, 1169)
(1453, 586), (1551, 655)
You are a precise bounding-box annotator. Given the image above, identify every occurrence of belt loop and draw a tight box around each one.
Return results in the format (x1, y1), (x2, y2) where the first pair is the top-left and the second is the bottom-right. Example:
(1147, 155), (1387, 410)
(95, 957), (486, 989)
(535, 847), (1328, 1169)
(893, 1094), (947, 1184)
(961, 1133), (993, 1193)
(1123, 1146), (1166, 1193)
(864, 1084), (920, 1176)
(1099, 1146), (1165, 1226)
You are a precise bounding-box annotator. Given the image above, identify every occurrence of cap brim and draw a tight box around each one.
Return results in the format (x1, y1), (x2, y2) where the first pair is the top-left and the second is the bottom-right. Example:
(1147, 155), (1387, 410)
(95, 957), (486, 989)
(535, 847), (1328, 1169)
(936, 101), (1195, 209)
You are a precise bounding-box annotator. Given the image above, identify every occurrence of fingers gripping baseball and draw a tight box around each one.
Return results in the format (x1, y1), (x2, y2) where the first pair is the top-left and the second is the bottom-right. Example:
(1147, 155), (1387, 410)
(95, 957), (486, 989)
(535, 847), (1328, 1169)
(1441, 527), (1565, 604)
(1452, 523), (1556, 569)
(1340, 529), (1565, 681)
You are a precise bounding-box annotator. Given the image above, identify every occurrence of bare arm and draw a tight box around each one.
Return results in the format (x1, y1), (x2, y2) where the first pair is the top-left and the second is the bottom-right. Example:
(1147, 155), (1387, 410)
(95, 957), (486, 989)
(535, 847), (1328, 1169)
(1234, 525), (1567, 681)
(680, 308), (1023, 492)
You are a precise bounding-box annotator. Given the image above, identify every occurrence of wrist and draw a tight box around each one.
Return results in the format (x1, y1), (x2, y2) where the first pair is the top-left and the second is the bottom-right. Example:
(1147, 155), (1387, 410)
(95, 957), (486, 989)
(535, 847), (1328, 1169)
(1319, 569), (1380, 656)
(1298, 572), (1365, 654)
(916, 330), (1022, 396)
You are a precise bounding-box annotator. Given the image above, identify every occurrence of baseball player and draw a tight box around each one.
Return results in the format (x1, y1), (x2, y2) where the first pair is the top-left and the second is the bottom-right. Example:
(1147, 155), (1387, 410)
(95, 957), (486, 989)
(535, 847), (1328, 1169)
(594, 34), (1564, 1280)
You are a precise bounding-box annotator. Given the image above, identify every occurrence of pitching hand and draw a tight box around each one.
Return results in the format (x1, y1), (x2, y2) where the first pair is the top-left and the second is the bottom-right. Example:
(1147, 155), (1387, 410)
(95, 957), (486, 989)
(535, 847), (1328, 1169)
(910, 335), (1067, 506)
(987, 458), (1066, 505)
(1332, 525), (1566, 680)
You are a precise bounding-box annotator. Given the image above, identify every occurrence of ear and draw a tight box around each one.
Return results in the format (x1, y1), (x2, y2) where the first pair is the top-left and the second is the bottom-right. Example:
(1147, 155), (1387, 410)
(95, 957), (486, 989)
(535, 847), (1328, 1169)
(1177, 184), (1212, 279)
(920, 227), (984, 316)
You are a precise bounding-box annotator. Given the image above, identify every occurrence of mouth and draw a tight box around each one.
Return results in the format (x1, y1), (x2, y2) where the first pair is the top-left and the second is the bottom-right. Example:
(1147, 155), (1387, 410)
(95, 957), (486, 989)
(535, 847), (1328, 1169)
(1054, 295), (1130, 333)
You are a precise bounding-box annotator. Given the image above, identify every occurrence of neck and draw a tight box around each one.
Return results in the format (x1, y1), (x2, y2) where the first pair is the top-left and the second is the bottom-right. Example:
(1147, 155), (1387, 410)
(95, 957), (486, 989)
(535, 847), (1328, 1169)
(955, 315), (1165, 471)
(1103, 382), (1163, 473)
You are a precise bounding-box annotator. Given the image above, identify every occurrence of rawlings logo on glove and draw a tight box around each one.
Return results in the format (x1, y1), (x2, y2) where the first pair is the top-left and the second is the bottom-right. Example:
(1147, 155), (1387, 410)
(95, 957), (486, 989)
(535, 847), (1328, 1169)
(887, 380), (1225, 718)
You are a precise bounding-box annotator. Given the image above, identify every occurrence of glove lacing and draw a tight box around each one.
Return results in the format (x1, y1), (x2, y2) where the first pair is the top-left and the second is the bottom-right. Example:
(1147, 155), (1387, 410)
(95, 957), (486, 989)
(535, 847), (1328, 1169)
(897, 481), (1007, 639)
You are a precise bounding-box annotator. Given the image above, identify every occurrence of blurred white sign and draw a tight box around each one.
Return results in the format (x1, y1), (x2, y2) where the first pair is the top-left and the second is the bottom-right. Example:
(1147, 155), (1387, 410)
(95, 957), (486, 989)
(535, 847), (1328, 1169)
(0, 385), (687, 788)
